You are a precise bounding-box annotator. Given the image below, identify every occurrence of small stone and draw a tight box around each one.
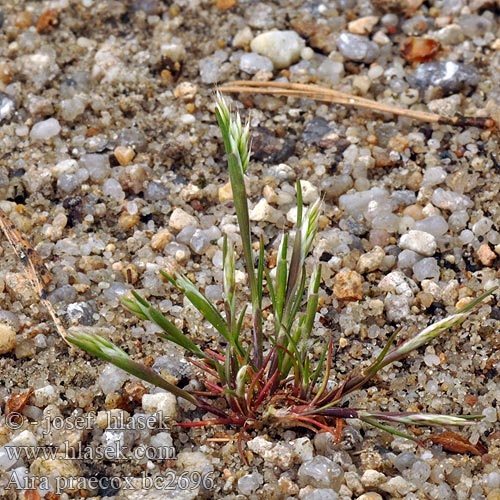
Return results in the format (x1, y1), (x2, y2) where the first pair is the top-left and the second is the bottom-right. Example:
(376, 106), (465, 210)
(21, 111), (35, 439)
(333, 269), (363, 301)
(79, 153), (111, 182)
(357, 494), (383, 500)
(298, 456), (344, 489)
(413, 257), (440, 281)
(239, 53), (274, 74)
(487, 490), (500, 500)
(199, 50), (230, 84)
(399, 230), (437, 256)
(60, 95), (86, 121)
(118, 211), (140, 230)
(99, 364), (130, 394)
(432, 188), (473, 211)
(407, 61), (480, 95)
(384, 294), (411, 322)
(250, 30), (305, 69)
(300, 180), (320, 204)
(238, 472), (264, 495)
(361, 469), (386, 488)
(348, 16), (379, 35)
(151, 229), (173, 251)
(30, 118), (61, 141)
(32, 385), (58, 406)
(216, 0), (236, 10)
(30, 457), (81, 494)
(103, 178), (125, 201)
(249, 198), (282, 223)
(336, 33), (380, 63)
(218, 182), (233, 202)
(302, 489), (339, 500)
(0, 323), (16, 354)
(0, 93), (15, 122)
(169, 208), (198, 233)
(141, 392), (177, 419)
(173, 81), (197, 100)
(233, 26), (253, 49)
(477, 243), (496, 266)
(114, 146), (135, 166)
(356, 246), (385, 274)
(380, 475), (415, 496)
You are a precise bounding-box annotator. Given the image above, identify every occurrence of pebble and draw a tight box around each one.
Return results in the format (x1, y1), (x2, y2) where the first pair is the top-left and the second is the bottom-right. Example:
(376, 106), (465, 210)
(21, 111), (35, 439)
(239, 52), (273, 74)
(247, 436), (298, 469)
(199, 50), (230, 84)
(103, 178), (125, 201)
(361, 469), (387, 488)
(407, 61), (480, 94)
(114, 146), (135, 166)
(0, 92), (15, 122)
(30, 117), (61, 141)
(99, 364), (130, 394)
(302, 488), (339, 500)
(150, 229), (173, 251)
(333, 269), (363, 301)
(169, 208), (198, 232)
(399, 230), (437, 256)
(348, 16), (379, 35)
(300, 180), (320, 204)
(218, 181), (233, 202)
(477, 243), (496, 266)
(356, 246), (385, 274)
(0, 322), (16, 354)
(357, 494), (383, 500)
(249, 198), (283, 223)
(60, 95), (86, 121)
(432, 188), (473, 211)
(459, 14), (493, 38)
(422, 166), (447, 187)
(238, 472), (264, 495)
(380, 475), (415, 496)
(79, 153), (111, 182)
(413, 257), (440, 281)
(189, 227), (221, 254)
(336, 33), (380, 63)
(415, 215), (449, 237)
(141, 392), (177, 419)
(384, 293), (411, 322)
(250, 30), (305, 69)
(298, 456), (344, 489)
(30, 457), (81, 494)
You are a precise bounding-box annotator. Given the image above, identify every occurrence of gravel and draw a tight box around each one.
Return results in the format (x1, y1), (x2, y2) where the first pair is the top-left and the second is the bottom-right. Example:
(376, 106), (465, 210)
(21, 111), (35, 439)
(0, 1), (500, 499)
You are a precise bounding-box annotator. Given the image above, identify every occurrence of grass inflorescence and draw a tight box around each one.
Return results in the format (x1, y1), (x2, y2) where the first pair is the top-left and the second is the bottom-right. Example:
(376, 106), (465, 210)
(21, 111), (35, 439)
(68, 94), (496, 457)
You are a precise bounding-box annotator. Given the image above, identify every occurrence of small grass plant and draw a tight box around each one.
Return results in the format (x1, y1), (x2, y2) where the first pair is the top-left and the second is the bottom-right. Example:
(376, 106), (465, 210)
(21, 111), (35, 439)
(68, 94), (496, 455)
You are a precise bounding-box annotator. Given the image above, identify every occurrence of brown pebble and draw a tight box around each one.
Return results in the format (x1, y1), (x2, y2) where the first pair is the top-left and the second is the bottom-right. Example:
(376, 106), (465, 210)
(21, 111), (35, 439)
(0, 61), (12, 84)
(416, 291), (433, 309)
(477, 243), (496, 266)
(36, 9), (59, 33)
(173, 82), (198, 100)
(15, 11), (32, 29)
(406, 171), (423, 191)
(401, 37), (440, 63)
(114, 146), (135, 166)
(0, 323), (16, 355)
(118, 212), (140, 230)
(218, 182), (233, 202)
(369, 229), (391, 247)
(333, 269), (363, 301)
(216, 0), (237, 10)
(403, 204), (424, 221)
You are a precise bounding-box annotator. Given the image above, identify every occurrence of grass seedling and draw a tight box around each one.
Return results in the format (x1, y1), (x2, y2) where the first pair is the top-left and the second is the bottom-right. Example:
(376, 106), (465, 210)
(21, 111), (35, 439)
(68, 94), (496, 457)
